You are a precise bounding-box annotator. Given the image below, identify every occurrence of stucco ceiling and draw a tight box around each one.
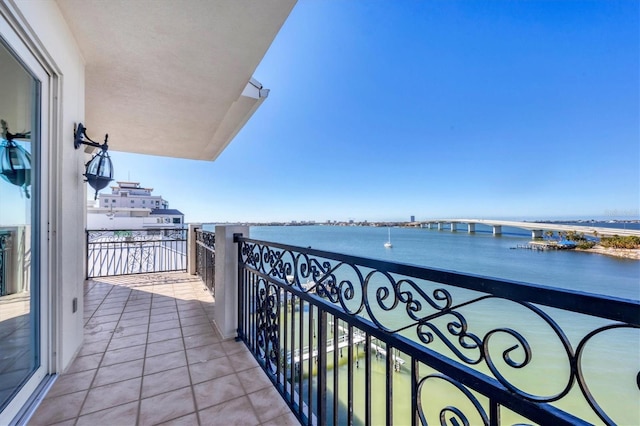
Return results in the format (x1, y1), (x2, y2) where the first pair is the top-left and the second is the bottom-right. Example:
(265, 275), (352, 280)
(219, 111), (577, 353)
(55, 0), (296, 160)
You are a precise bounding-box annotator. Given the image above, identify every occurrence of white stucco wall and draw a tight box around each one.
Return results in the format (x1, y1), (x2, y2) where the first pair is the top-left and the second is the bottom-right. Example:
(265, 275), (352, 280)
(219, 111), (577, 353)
(99, 194), (167, 209)
(87, 215), (150, 230)
(213, 225), (249, 340)
(12, 0), (87, 372)
(87, 210), (184, 230)
(87, 214), (178, 230)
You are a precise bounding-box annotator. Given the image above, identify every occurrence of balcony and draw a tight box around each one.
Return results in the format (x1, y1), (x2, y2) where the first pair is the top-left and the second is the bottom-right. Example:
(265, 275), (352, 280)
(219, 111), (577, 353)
(25, 225), (640, 425)
(28, 272), (297, 425)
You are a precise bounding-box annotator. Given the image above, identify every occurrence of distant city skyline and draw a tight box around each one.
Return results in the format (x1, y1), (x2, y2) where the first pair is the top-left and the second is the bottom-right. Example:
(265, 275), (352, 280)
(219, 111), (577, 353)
(98, 1), (638, 224)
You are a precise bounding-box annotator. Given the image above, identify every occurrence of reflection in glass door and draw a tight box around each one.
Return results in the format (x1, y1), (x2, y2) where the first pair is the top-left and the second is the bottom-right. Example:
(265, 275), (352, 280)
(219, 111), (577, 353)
(0, 38), (40, 412)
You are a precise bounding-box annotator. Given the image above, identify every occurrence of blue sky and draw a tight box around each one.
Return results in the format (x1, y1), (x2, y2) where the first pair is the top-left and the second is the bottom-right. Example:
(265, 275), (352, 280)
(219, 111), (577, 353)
(107, 0), (639, 223)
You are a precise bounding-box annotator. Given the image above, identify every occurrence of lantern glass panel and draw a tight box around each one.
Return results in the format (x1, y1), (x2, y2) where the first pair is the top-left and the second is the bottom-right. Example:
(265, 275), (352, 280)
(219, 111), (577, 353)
(84, 150), (113, 196)
(0, 140), (31, 187)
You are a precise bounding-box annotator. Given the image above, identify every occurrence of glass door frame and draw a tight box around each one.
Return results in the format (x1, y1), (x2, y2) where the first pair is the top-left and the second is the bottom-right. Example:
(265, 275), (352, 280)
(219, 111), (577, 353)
(0, 8), (52, 424)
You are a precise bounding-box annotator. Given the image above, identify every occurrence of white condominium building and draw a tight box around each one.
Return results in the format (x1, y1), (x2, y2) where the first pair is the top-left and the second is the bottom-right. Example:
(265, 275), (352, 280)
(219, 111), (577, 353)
(98, 181), (169, 210)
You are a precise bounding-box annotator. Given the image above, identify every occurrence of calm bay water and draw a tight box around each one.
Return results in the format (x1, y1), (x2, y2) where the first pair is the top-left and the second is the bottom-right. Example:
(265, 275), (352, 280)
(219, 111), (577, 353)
(249, 224), (640, 300)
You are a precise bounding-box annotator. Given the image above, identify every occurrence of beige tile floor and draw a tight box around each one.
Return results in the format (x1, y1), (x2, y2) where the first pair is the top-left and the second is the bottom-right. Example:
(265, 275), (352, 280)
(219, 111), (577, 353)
(28, 272), (299, 426)
(0, 291), (35, 405)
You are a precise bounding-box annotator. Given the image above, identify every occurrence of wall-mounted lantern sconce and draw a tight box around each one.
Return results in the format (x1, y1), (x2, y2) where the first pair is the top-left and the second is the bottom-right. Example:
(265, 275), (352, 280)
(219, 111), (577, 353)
(0, 119), (32, 198)
(74, 123), (113, 200)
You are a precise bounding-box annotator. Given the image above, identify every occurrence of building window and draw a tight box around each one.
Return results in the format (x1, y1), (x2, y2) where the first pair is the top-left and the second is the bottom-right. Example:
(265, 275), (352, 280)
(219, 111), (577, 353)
(172, 218), (181, 224)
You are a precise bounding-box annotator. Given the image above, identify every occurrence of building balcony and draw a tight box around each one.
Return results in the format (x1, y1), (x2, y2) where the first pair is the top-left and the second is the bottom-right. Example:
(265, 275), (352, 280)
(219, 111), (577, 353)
(18, 225), (640, 425)
(28, 272), (298, 425)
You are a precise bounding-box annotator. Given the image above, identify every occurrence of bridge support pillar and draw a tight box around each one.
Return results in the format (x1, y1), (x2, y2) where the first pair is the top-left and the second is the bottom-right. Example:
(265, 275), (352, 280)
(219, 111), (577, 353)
(468, 223), (475, 233)
(531, 229), (543, 239)
(450, 222), (456, 232)
(438, 222), (443, 231)
(492, 225), (502, 235)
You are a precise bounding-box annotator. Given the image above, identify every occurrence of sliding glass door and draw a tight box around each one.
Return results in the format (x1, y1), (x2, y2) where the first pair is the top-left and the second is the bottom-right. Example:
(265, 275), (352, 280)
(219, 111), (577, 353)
(0, 24), (48, 419)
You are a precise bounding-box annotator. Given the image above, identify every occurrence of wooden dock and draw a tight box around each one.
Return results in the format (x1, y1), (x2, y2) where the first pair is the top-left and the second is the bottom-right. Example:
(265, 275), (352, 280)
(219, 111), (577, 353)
(288, 323), (405, 368)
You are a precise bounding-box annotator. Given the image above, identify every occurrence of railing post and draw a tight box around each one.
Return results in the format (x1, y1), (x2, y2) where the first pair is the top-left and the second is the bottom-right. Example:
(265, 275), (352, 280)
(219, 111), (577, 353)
(411, 358), (419, 426)
(0, 230), (12, 296)
(85, 230), (90, 279)
(187, 223), (201, 275)
(317, 310), (328, 425)
(236, 234), (243, 342)
(204, 244), (208, 288)
(212, 224), (248, 340)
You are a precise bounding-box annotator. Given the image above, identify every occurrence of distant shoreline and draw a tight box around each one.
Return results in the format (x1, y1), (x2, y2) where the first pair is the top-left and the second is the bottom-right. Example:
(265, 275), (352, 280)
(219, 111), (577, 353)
(576, 245), (640, 260)
(524, 241), (640, 260)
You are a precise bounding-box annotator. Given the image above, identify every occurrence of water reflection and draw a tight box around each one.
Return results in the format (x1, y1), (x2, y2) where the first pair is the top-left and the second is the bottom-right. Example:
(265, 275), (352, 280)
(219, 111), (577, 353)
(0, 40), (38, 411)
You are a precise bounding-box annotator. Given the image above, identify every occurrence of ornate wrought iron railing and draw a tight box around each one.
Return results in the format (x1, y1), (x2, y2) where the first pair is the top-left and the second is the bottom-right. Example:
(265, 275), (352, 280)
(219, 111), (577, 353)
(195, 229), (215, 294)
(235, 236), (639, 426)
(86, 228), (187, 278)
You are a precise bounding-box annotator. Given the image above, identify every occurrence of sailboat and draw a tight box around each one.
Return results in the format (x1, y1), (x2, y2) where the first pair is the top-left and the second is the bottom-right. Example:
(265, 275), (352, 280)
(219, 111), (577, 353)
(384, 228), (393, 248)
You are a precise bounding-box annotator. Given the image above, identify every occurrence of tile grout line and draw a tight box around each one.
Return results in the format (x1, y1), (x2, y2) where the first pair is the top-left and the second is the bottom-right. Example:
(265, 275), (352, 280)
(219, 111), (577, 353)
(41, 275), (285, 426)
(74, 281), (133, 425)
(179, 281), (203, 426)
(134, 277), (198, 425)
(83, 280), (153, 423)
(135, 281), (158, 426)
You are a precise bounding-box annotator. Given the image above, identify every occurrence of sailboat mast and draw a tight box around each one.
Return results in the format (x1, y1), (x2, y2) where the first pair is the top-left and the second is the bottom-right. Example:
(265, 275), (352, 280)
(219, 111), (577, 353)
(384, 227), (393, 248)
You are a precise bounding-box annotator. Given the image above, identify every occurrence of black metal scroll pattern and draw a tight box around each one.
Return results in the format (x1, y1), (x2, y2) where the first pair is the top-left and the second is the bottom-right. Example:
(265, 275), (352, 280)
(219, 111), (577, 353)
(88, 230), (148, 242)
(196, 230), (215, 250)
(195, 231), (215, 292)
(164, 229), (186, 241)
(125, 242), (155, 274)
(89, 230), (185, 275)
(87, 230), (113, 243)
(417, 374), (489, 426)
(88, 229), (186, 243)
(241, 240), (294, 283)
(239, 240), (640, 424)
(196, 243), (204, 277)
(575, 324), (640, 426)
(255, 277), (280, 374)
(207, 249), (215, 286)
(240, 241), (363, 316)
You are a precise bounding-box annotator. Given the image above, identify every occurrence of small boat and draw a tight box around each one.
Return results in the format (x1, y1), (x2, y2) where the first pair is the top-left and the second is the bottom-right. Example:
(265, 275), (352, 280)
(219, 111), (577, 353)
(384, 228), (393, 248)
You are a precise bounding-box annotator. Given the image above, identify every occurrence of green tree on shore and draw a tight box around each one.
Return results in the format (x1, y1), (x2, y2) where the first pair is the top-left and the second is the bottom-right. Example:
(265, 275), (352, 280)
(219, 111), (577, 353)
(600, 235), (640, 249)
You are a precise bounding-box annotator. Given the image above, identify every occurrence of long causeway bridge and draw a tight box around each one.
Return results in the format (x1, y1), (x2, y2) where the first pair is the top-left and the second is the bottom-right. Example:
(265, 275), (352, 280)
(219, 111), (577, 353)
(417, 219), (640, 238)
